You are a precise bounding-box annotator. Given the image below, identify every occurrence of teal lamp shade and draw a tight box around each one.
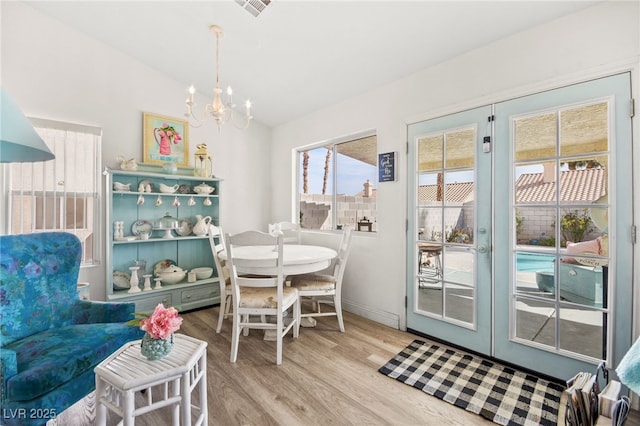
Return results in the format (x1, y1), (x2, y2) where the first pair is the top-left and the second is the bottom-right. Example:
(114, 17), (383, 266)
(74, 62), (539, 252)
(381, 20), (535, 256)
(0, 89), (54, 163)
(617, 337), (640, 394)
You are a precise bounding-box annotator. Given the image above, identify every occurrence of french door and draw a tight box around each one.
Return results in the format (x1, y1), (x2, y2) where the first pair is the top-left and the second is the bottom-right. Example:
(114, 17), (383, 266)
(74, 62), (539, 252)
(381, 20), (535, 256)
(407, 105), (493, 355)
(407, 73), (634, 379)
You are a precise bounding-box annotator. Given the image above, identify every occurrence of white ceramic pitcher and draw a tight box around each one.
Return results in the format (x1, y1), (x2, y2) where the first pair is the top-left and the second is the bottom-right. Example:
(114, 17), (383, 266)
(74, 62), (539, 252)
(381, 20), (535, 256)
(193, 215), (212, 236)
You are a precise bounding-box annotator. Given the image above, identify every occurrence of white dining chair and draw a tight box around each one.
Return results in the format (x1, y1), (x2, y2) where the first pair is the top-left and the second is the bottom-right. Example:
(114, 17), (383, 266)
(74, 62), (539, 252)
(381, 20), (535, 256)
(268, 221), (301, 244)
(225, 230), (300, 365)
(208, 224), (231, 333)
(290, 226), (354, 332)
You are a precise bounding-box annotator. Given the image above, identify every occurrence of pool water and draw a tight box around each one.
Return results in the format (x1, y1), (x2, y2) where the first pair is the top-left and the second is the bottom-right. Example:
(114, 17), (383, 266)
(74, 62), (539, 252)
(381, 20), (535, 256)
(516, 252), (555, 272)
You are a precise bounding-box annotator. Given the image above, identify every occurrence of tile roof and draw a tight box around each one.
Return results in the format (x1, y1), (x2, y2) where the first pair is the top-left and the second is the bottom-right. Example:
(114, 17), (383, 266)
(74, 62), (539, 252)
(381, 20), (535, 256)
(416, 169), (605, 204)
(515, 168), (606, 203)
(418, 182), (474, 203)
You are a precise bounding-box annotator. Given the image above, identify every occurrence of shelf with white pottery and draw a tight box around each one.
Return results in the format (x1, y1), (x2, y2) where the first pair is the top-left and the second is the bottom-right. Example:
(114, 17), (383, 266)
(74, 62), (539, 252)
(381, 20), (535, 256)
(105, 168), (222, 313)
(113, 235), (209, 244)
(113, 191), (219, 198)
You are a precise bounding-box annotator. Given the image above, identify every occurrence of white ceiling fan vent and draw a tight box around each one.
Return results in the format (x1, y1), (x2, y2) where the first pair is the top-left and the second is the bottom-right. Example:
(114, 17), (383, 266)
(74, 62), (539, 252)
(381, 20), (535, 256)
(234, 0), (271, 18)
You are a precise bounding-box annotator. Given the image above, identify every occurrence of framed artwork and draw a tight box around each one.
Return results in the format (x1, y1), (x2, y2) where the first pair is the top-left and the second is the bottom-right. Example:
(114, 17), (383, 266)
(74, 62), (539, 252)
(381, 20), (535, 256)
(378, 152), (397, 182)
(143, 112), (189, 167)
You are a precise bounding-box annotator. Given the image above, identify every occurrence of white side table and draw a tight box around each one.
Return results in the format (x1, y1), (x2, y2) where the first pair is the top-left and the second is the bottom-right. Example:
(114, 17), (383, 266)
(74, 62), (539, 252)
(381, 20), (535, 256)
(94, 334), (207, 426)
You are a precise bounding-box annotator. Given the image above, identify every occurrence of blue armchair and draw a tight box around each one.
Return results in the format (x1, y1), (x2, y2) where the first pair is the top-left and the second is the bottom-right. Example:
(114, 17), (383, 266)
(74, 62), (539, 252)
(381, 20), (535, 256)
(0, 232), (143, 426)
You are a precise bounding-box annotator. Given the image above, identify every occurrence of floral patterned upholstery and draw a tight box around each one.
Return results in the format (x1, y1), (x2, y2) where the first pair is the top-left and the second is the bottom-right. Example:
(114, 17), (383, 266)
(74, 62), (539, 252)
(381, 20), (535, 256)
(0, 232), (143, 426)
(290, 273), (336, 292)
(237, 286), (298, 309)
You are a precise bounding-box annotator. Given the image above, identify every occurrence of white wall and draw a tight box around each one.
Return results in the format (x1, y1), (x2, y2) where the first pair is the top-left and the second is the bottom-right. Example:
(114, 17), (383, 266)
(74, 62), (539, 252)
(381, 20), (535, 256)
(271, 1), (640, 329)
(1, 2), (272, 301)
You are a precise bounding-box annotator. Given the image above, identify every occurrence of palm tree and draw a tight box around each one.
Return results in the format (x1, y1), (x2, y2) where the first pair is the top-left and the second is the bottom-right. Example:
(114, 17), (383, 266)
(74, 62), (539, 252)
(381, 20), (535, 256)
(436, 172), (443, 202)
(322, 147), (332, 195)
(302, 151), (309, 194)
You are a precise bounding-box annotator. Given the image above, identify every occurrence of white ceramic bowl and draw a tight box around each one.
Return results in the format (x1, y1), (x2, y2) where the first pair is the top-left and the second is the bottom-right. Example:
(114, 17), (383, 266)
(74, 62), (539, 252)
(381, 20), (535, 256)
(157, 269), (186, 285)
(192, 267), (213, 279)
(112, 271), (131, 290)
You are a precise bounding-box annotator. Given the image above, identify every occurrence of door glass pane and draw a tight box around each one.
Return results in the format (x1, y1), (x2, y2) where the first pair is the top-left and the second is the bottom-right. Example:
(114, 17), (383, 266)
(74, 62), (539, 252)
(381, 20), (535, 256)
(558, 263), (606, 307)
(515, 296), (556, 346)
(443, 171), (474, 208)
(443, 247), (474, 285)
(560, 102), (608, 156)
(515, 207), (557, 248)
(515, 251), (556, 302)
(559, 304), (605, 359)
(418, 207), (442, 242)
(515, 162), (557, 204)
(558, 157), (607, 204)
(445, 283), (474, 323)
(417, 279), (443, 316)
(514, 113), (557, 161)
(445, 128), (474, 168)
(444, 207), (473, 243)
(418, 135), (443, 172)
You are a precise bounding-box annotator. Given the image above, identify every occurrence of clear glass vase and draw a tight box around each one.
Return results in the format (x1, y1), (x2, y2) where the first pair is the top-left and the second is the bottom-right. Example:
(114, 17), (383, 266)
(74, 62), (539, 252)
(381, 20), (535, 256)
(140, 332), (174, 360)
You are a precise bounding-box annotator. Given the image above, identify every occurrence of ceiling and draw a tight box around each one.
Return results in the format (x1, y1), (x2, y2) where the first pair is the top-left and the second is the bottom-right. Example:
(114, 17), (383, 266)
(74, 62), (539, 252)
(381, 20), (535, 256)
(24, 1), (598, 128)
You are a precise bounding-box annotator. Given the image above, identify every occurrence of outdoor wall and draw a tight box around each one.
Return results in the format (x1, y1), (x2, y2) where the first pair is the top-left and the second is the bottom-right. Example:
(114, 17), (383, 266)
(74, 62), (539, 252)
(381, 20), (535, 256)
(271, 2), (640, 330)
(300, 194), (377, 231)
(418, 203), (469, 242)
(1, 2), (273, 301)
(517, 207), (603, 245)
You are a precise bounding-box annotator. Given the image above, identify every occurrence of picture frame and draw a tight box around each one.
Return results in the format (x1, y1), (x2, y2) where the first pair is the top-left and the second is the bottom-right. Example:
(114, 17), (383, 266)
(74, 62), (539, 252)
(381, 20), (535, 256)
(143, 112), (189, 167)
(378, 152), (397, 182)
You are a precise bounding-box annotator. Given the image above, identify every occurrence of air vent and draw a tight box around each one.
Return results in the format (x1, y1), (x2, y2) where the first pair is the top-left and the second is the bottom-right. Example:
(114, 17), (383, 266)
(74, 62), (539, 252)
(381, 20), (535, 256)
(234, 0), (271, 17)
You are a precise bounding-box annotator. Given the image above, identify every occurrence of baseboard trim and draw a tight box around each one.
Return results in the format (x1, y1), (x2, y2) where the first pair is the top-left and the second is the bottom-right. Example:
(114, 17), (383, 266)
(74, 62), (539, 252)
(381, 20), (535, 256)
(343, 300), (400, 329)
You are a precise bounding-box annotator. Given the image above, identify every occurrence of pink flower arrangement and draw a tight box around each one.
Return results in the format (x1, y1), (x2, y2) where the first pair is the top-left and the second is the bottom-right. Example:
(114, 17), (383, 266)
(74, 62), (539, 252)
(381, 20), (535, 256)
(158, 123), (182, 144)
(129, 303), (183, 340)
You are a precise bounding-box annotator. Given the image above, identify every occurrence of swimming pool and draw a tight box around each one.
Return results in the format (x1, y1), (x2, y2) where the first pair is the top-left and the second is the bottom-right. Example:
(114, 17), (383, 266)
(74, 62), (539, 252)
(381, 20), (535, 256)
(515, 252), (555, 272)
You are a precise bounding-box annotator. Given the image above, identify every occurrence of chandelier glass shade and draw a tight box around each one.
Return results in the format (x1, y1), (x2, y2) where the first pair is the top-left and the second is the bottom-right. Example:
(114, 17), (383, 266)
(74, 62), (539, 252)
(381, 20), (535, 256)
(185, 25), (252, 131)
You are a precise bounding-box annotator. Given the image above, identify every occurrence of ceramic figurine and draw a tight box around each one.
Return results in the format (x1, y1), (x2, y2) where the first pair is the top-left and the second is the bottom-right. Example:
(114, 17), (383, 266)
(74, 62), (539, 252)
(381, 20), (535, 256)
(193, 215), (212, 236)
(116, 155), (138, 171)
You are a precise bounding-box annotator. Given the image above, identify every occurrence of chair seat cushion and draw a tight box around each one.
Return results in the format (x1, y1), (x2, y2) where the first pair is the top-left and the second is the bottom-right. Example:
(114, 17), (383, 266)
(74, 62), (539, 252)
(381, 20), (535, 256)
(4, 323), (142, 401)
(238, 286), (298, 309)
(290, 273), (336, 291)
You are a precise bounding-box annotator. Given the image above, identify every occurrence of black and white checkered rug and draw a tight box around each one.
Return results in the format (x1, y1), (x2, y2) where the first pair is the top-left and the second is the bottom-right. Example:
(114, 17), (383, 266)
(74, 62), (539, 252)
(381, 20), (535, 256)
(379, 340), (564, 426)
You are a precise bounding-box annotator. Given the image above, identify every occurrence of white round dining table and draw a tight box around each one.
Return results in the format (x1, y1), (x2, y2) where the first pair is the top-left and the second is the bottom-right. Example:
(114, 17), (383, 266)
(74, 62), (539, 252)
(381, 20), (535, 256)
(219, 244), (337, 276)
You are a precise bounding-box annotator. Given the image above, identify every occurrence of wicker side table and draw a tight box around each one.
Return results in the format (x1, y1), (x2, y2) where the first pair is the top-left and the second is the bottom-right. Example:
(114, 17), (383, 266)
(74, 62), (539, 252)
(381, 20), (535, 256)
(94, 334), (207, 426)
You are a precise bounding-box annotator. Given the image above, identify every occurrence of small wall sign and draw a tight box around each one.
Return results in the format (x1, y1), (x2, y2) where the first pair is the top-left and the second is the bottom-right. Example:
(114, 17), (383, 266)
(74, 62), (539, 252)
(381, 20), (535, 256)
(378, 152), (396, 182)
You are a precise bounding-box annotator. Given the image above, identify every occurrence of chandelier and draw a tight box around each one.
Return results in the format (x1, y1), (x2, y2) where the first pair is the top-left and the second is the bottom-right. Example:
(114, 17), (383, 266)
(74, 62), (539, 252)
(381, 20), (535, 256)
(185, 25), (252, 131)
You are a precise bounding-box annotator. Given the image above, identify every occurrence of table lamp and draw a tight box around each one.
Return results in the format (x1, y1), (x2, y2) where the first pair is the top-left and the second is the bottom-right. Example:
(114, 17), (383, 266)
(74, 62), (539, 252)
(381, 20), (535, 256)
(0, 88), (54, 163)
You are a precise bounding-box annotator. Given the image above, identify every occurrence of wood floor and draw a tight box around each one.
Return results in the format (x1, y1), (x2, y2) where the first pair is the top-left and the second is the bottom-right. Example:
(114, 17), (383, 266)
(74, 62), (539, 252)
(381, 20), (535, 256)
(52, 305), (640, 425)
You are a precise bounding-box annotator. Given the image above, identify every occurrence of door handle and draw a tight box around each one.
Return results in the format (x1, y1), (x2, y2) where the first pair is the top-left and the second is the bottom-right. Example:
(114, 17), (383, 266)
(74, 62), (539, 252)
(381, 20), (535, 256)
(477, 244), (489, 253)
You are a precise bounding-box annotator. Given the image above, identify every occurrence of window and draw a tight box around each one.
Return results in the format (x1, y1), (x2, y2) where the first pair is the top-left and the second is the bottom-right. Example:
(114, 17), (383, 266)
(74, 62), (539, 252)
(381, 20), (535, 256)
(297, 132), (377, 231)
(8, 118), (102, 264)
